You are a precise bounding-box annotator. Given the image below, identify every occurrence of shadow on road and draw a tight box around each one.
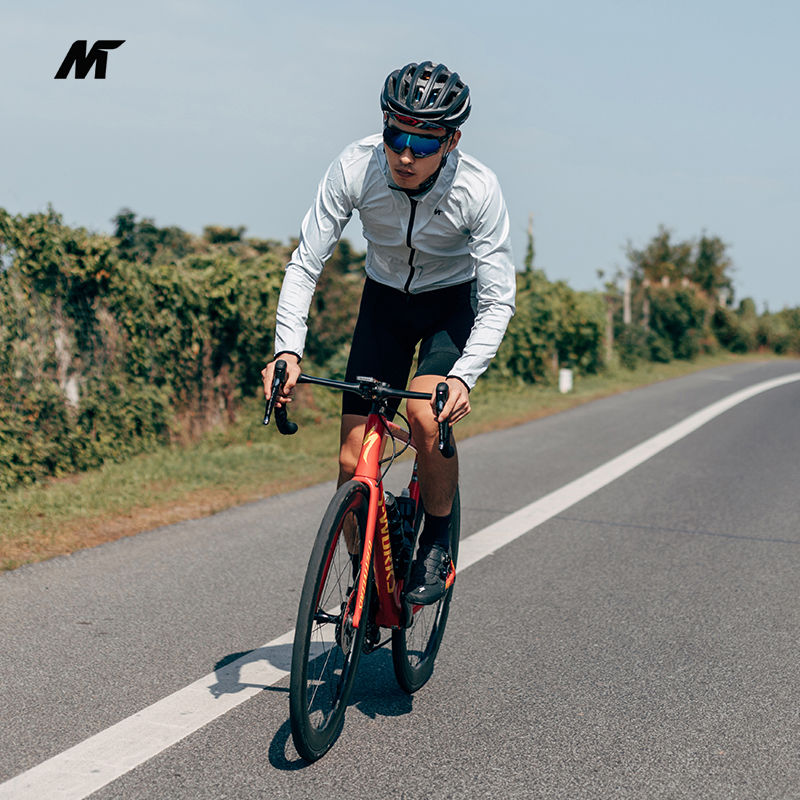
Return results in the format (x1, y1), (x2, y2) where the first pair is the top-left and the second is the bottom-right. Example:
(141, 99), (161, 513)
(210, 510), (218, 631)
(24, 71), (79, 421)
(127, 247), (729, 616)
(268, 648), (414, 770)
(208, 644), (292, 698)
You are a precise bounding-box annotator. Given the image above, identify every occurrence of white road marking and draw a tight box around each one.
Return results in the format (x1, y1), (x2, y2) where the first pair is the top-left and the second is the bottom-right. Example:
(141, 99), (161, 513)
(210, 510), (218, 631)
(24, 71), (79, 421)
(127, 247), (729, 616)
(2, 372), (799, 799)
(458, 372), (800, 570)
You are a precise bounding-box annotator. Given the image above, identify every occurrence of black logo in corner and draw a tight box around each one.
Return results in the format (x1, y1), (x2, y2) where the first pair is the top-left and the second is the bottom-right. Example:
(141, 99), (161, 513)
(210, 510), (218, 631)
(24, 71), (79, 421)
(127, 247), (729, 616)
(55, 40), (125, 79)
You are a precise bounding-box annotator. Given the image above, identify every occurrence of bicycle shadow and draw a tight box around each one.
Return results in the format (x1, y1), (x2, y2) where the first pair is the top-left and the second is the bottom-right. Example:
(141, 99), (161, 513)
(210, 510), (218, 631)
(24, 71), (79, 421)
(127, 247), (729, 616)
(268, 648), (414, 770)
(208, 643), (293, 699)
(349, 648), (414, 719)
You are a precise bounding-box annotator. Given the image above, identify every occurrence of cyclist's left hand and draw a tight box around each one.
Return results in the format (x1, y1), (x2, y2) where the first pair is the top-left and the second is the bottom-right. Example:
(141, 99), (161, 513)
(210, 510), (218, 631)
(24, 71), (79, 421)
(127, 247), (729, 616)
(433, 377), (471, 426)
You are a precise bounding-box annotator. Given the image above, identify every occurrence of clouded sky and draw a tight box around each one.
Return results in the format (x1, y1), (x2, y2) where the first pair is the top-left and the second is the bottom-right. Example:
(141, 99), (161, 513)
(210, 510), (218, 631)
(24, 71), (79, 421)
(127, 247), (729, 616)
(2, 0), (798, 309)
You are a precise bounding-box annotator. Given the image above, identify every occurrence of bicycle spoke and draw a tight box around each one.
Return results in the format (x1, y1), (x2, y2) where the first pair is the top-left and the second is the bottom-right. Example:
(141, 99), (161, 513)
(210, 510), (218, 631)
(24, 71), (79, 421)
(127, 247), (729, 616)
(290, 481), (372, 761)
(392, 488), (460, 693)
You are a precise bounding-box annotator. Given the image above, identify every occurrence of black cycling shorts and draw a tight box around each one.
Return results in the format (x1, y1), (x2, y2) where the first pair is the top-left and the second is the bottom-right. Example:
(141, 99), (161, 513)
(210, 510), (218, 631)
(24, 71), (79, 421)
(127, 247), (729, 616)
(342, 276), (477, 418)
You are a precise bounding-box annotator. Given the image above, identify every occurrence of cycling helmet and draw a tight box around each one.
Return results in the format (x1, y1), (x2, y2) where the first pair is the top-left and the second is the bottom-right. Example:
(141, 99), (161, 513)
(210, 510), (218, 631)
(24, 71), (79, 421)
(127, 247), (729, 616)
(380, 61), (471, 130)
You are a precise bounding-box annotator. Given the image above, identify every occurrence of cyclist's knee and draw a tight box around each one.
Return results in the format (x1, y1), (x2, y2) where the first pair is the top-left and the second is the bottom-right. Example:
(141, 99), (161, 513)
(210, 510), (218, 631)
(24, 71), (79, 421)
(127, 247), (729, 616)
(338, 446), (357, 483)
(407, 401), (437, 443)
(338, 414), (366, 482)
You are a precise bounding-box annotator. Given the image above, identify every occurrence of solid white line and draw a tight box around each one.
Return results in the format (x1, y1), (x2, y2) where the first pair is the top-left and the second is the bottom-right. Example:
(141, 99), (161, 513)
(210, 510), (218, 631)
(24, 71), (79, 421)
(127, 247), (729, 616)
(2, 372), (799, 799)
(458, 372), (800, 570)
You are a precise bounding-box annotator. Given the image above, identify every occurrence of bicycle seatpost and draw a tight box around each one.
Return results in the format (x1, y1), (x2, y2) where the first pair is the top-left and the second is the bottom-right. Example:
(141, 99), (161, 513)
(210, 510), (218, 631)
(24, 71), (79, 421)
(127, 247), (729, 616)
(435, 382), (455, 459)
(263, 359), (298, 435)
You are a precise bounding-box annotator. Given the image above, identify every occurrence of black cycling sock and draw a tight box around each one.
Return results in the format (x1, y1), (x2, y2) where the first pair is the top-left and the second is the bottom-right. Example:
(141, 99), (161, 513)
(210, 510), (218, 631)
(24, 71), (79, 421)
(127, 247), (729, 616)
(420, 511), (451, 551)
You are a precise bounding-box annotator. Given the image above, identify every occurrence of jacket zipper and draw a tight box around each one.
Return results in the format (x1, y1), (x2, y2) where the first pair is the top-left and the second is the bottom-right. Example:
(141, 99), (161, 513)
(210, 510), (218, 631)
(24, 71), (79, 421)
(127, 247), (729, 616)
(403, 197), (418, 294)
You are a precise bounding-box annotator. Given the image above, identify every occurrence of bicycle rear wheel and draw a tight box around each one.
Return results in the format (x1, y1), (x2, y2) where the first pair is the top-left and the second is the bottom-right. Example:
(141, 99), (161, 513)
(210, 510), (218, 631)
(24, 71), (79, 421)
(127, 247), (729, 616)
(289, 480), (372, 761)
(391, 487), (460, 693)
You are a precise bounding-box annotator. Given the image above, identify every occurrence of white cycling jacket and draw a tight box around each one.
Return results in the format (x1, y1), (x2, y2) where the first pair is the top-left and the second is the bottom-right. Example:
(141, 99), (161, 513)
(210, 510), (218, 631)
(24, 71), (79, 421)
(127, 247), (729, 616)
(274, 133), (516, 389)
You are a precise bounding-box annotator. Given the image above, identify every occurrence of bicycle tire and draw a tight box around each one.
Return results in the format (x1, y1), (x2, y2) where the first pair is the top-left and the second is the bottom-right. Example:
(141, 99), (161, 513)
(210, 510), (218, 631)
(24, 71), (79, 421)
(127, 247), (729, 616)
(289, 480), (373, 761)
(391, 487), (460, 694)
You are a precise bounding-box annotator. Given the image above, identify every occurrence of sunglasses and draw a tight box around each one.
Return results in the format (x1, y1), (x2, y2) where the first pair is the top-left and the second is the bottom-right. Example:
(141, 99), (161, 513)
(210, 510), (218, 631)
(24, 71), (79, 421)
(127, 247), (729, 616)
(382, 125), (451, 158)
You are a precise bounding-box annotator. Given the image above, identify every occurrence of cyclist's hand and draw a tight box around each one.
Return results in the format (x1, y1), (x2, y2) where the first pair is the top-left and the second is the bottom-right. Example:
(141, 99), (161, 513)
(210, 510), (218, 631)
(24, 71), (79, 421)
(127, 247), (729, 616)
(261, 353), (301, 407)
(433, 377), (471, 426)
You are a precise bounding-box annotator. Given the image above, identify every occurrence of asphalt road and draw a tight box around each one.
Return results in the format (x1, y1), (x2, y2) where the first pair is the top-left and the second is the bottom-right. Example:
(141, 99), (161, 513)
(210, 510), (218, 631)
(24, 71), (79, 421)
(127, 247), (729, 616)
(2, 359), (800, 799)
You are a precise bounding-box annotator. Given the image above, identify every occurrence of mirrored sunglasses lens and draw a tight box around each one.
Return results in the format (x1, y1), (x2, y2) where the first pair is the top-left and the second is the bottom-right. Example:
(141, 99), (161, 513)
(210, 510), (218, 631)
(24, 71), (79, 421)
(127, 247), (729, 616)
(409, 136), (443, 157)
(382, 128), (442, 157)
(382, 127), (407, 152)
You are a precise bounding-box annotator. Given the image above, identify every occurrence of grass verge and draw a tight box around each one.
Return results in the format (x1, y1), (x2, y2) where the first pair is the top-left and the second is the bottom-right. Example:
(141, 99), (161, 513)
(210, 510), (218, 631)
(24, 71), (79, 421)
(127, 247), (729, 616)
(0, 352), (788, 571)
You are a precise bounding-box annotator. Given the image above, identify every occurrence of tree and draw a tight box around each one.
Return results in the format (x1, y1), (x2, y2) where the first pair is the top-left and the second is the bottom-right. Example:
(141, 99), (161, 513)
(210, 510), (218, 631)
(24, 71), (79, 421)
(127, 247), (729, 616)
(626, 225), (693, 285)
(691, 232), (734, 302)
(203, 225), (246, 245)
(113, 209), (193, 264)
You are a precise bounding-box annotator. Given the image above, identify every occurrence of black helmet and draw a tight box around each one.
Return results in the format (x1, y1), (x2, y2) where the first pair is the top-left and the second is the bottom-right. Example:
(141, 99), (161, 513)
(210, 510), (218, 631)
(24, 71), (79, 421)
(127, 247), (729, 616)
(380, 61), (471, 130)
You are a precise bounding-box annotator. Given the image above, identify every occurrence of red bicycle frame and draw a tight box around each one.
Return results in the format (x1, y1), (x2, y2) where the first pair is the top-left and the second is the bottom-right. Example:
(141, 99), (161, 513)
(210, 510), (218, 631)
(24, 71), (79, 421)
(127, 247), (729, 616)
(263, 362), (455, 635)
(351, 411), (420, 630)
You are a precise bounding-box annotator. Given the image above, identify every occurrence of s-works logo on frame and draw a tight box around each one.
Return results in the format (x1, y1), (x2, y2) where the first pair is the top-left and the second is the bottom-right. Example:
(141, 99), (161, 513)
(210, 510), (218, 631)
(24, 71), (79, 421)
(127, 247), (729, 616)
(55, 40), (125, 79)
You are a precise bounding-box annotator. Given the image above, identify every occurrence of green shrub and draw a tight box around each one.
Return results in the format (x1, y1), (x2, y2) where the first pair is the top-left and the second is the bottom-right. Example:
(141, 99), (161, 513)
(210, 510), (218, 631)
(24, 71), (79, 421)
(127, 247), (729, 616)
(712, 307), (755, 353)
(616, 325), (649, 369)
(0, 207), (287, 489)
(4, 207), (799, 491)
(648, 287), (708, 361)
(492, 269), (606, 383)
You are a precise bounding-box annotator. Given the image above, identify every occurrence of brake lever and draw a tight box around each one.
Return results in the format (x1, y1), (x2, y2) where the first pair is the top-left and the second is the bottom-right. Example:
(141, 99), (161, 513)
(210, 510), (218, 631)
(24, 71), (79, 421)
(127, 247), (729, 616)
(263, 360), (298, 434)
(435, 382), (455, 459)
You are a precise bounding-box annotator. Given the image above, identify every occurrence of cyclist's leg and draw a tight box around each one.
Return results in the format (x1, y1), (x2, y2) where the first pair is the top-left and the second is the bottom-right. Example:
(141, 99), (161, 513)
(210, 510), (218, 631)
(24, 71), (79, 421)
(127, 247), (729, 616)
(338, 414), (368, 488)
(406, 373), (458, 516)
(403, 281), (475, 603)
(338, 414), (369, 559)
(407, 279), (477, 517)
(337, 278), (416, 484)
(391, 486), (460, 693)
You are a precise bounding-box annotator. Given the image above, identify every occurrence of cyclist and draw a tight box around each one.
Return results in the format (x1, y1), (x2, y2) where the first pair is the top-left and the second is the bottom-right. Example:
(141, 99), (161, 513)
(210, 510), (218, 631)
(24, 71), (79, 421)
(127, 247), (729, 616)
(262, 61), (516, 604)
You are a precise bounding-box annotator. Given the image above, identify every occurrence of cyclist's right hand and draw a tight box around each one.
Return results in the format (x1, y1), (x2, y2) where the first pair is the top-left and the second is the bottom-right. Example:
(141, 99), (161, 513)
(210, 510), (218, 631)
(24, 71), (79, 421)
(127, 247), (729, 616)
(261, 353), (301, 407)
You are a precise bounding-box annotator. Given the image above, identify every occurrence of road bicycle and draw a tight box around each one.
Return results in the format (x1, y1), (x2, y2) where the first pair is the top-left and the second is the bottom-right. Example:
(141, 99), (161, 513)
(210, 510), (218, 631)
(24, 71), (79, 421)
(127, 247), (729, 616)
(263, 360), (460, 762)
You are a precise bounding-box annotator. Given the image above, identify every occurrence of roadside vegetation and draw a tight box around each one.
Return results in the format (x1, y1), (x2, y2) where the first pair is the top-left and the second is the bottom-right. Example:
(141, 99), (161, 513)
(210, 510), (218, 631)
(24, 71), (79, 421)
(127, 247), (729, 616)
(2, 206), (799, 569)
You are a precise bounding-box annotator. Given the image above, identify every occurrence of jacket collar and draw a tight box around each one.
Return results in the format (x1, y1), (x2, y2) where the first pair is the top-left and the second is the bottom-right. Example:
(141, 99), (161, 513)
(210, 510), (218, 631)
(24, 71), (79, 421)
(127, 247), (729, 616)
(377, 143), (459, 204)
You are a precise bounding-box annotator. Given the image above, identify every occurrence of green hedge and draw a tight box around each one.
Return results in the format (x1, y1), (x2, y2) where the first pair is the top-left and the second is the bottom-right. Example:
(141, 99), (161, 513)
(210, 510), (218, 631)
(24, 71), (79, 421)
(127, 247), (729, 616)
(2, 208), (799, 491)
(491, 269), (606, 383)
(0, 208), (285, 489)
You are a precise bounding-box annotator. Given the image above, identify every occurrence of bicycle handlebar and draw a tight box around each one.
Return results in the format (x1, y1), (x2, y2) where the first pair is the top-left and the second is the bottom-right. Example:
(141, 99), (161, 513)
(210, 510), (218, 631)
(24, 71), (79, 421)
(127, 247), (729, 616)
(263, 360), (454, 458)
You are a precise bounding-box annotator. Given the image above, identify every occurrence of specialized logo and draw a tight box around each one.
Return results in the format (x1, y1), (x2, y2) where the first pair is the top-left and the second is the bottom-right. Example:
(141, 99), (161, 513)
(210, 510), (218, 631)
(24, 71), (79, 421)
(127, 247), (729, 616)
(356, 535), (374, 619)
(360, 430), (381, 465)
(378, 505), (396, 595)
(54, 40), (125, 79)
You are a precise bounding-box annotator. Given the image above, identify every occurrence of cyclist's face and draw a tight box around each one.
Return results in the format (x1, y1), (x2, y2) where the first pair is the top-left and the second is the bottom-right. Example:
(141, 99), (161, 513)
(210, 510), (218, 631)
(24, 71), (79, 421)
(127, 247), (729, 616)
(383, 119), (461, 191)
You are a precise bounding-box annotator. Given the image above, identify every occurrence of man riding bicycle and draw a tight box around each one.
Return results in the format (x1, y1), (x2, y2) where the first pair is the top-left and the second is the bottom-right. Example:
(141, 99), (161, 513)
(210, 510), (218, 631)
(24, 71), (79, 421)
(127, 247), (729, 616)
(262, 61), (516, 605)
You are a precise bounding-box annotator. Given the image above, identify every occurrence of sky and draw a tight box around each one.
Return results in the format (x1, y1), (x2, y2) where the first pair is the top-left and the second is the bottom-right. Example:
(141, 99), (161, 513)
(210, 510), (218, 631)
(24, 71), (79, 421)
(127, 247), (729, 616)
(2, 0), (798, 310)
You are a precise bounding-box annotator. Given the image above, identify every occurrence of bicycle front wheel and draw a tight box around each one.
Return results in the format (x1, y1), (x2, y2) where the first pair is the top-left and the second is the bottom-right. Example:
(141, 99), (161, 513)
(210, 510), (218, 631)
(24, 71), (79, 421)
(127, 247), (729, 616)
(391, 487), (460, 694)
(289, 480), (372, 761)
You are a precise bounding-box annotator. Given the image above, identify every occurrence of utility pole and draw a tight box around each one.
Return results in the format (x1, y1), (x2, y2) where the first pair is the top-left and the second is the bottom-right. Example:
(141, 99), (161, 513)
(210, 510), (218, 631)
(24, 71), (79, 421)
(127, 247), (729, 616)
(623, 277), (631, 325)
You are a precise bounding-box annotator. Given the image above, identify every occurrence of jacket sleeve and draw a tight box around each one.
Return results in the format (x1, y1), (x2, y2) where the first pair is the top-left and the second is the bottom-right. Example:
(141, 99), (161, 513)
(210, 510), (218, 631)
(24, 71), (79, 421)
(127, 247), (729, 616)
(448, 175), (516, 389)
(273, 158), (354, 358)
